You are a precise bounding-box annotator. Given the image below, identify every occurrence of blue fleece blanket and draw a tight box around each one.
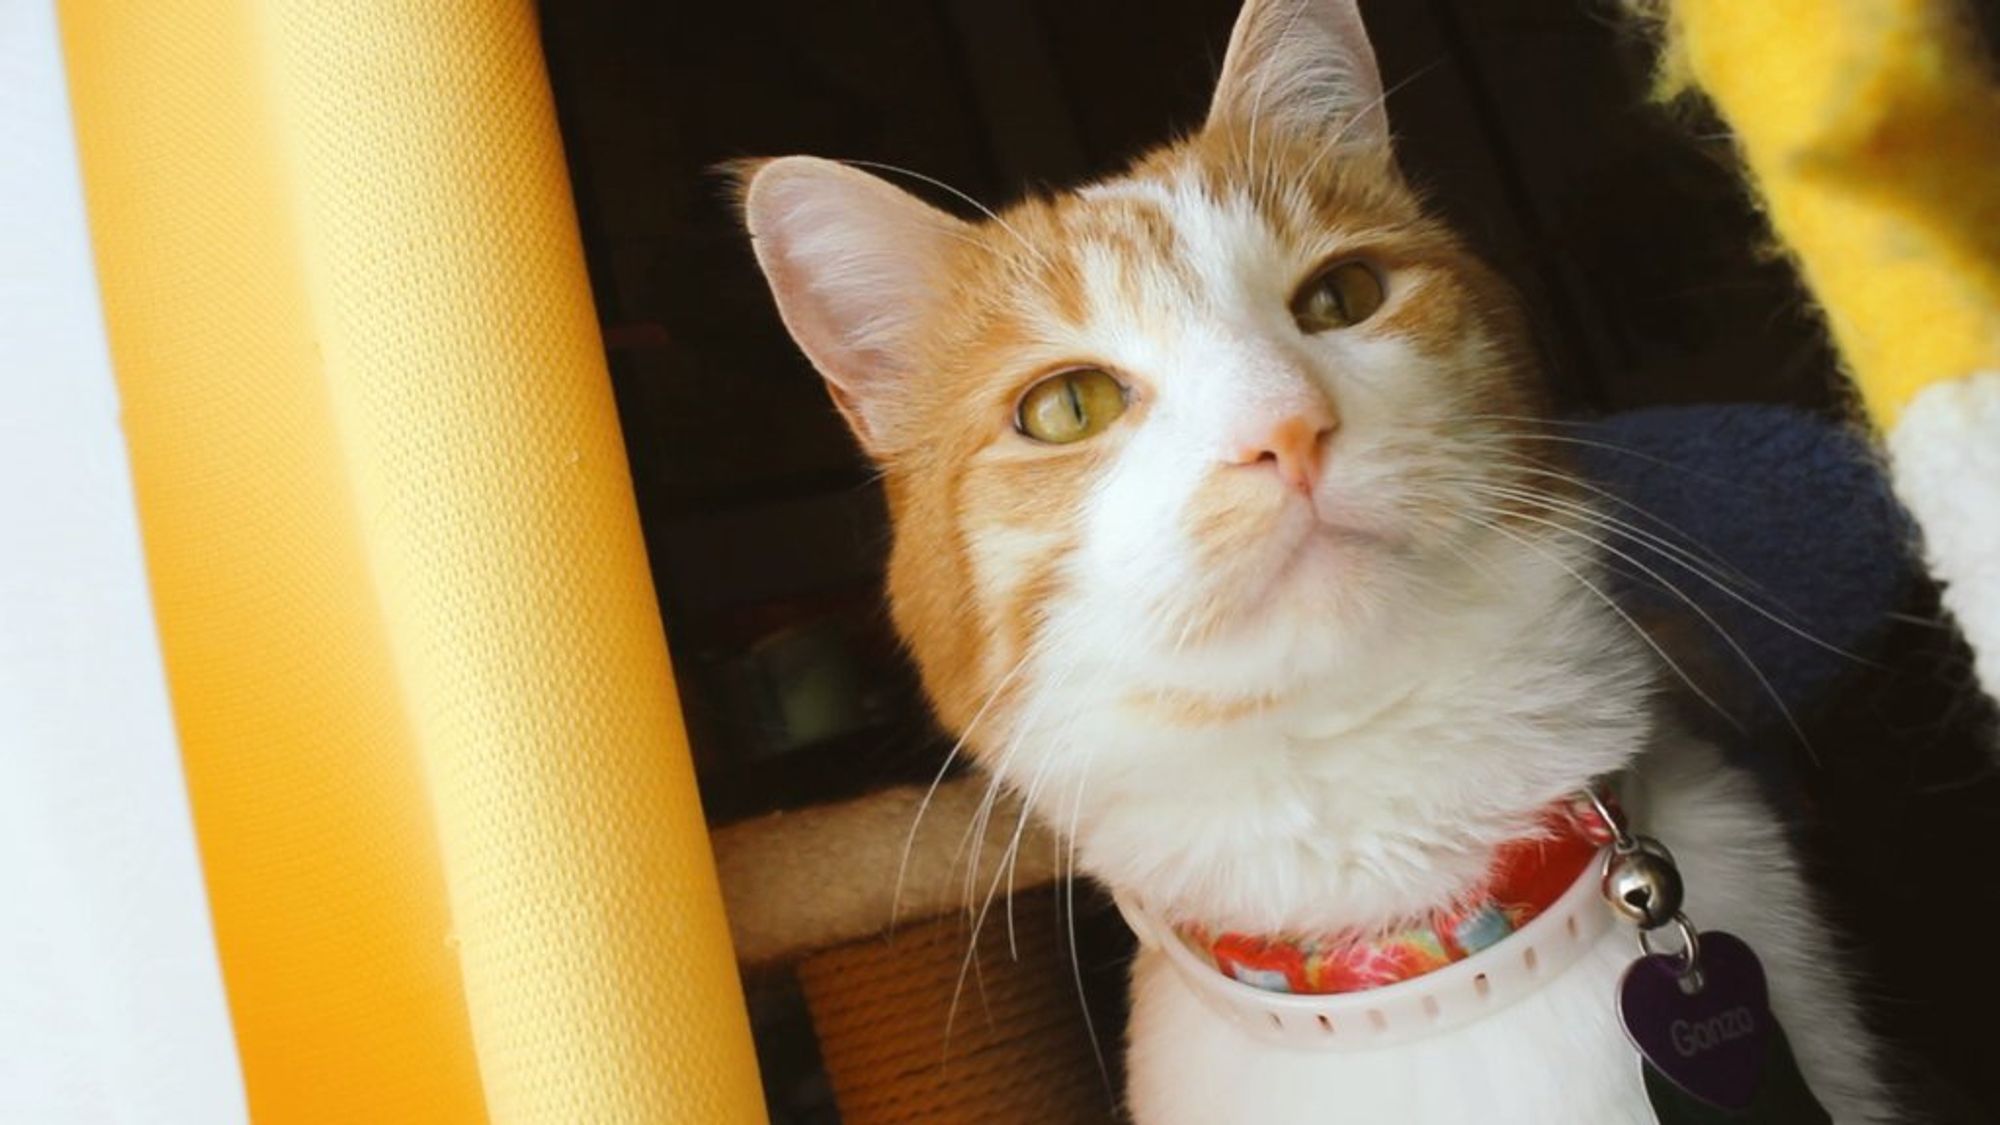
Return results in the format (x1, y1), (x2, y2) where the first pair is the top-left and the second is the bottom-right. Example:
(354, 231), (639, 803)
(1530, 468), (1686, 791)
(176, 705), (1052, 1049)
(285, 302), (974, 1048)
(1577, 406), (1911, 743)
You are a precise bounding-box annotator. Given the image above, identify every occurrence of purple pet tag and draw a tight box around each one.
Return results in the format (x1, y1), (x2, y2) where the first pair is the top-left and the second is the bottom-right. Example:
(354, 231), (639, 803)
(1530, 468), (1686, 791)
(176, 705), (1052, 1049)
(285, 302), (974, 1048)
(1618, 930), (1830, 1123)
(1587, 789), (1831, 1123)
(1619, 931), (1770, 1108)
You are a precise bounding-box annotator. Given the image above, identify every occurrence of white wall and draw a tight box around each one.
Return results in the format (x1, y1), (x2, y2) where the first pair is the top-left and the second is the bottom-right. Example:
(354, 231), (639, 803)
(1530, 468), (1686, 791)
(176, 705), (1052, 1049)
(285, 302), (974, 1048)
(0, 2), (247, 1120)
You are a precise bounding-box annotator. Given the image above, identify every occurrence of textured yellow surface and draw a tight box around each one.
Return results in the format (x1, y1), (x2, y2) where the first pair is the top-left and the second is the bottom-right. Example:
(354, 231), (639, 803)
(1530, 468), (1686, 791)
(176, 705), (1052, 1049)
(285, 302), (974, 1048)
(60, 1), (766, 1120)
(1669, 0), (2000, 426)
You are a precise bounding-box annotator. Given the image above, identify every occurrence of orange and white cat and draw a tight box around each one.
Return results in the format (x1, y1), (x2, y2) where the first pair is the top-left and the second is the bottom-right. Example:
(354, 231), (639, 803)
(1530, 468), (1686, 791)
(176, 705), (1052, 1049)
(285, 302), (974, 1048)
(737, 0), (1890, 1119)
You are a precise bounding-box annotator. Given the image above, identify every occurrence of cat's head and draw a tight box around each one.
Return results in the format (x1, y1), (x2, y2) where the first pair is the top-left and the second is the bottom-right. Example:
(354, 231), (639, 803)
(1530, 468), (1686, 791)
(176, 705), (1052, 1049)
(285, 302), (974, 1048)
(738, 0), (1587, 857)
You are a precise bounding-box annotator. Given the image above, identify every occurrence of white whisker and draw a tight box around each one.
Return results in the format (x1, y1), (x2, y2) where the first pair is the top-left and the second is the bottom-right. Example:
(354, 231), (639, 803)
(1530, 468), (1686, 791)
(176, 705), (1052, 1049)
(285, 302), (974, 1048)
(1458, 478), (1869, 667)
(1485, 503), (1818, 760)
(841, 157), (1061, 278)
(1453, 508), (1740, 728)
(893, 638), (1044, 932)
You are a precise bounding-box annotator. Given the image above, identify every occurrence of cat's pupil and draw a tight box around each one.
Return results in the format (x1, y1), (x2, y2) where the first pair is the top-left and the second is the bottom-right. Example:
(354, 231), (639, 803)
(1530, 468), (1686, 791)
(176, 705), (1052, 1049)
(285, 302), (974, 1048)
(1016, 368), (1127, 445)
(1293, 260), (1385, 334)
(1320, 284), (1351, 323)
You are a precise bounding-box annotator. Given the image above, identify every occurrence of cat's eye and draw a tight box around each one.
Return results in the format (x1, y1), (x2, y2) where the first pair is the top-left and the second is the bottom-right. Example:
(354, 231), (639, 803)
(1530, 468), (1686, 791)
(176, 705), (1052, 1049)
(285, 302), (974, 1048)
(1292, 260), (1385, 333)
(1016, 368), (1128, 445)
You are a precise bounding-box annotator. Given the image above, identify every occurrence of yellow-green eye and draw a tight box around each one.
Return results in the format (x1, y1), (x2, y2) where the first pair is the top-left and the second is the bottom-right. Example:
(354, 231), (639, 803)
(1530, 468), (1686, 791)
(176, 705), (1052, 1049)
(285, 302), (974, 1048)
(1016, 368), (1128, 444)
(1292, 261), (1385, 332)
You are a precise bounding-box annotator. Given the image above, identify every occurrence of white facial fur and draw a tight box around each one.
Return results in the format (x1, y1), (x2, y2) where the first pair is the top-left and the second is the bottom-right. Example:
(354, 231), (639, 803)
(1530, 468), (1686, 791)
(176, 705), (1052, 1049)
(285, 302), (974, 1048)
(933, 165), (1641, 935)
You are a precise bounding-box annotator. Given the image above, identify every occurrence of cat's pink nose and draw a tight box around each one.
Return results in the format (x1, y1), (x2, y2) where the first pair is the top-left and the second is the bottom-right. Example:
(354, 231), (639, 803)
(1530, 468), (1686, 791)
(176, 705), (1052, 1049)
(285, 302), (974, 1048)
(1231, 409), (1338, 495)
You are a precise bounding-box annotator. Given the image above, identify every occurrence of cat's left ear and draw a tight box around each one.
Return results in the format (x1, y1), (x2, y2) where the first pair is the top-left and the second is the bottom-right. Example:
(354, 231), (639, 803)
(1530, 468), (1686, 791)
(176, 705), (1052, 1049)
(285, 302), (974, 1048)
(1207, 0), (1390, 150)
(736, 156), (971, 454)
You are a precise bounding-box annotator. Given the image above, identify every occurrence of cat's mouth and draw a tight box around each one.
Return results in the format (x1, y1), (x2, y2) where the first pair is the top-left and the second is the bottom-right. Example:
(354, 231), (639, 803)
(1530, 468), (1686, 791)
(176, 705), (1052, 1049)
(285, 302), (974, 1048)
(1306, 483), (1404, 550)
(1161, 513), (1389, 647)
(1310, 516), (1398, 552)
(1238, 510), (1402, 617)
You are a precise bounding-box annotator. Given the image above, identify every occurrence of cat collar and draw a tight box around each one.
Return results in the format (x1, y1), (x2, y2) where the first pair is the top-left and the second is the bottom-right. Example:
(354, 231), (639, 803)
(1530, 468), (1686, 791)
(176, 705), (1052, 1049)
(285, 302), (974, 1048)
(1113, 790), (1622, 1050)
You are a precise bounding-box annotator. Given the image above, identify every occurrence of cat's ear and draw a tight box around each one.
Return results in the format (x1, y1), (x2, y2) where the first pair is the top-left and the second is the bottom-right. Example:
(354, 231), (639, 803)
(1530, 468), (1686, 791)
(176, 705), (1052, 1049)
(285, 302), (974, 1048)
(738, 156), (970, 452)
(1206, 0), (1389, 149)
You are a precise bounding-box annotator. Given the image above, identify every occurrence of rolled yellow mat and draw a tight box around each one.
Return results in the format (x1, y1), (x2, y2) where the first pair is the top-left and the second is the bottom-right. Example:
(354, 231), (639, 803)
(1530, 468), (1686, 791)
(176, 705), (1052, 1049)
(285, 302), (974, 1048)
(60, 1), (766, 1120)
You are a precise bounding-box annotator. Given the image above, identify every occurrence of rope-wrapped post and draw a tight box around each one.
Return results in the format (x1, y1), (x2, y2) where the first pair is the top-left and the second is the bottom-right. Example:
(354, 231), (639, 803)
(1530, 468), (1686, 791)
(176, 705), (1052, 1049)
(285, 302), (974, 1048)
(797, 895), (1113, 1124)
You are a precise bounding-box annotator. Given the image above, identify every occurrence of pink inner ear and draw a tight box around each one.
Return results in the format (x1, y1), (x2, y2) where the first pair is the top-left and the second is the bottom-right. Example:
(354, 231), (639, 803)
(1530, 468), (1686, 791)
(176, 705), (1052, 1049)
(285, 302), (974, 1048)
(1207, 0), (1388, 147)
(743, 157), (970, 450)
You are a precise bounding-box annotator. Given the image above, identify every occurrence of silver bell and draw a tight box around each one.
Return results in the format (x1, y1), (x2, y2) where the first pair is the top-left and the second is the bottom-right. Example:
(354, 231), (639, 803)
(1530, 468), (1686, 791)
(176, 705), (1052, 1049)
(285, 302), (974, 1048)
(1601, 835), (1685, 930)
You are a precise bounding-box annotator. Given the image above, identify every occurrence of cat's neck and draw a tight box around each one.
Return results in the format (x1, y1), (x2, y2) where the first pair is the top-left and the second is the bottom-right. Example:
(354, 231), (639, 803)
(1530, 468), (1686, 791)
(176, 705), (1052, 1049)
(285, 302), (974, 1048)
(1031, 549), (1657, 936)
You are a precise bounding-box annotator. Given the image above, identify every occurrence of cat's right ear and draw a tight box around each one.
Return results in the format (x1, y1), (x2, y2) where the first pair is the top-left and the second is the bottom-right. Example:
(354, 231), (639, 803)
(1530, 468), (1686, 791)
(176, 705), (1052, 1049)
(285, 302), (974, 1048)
(1207, 0), (1389, 150)
(736, 157), (970, 453)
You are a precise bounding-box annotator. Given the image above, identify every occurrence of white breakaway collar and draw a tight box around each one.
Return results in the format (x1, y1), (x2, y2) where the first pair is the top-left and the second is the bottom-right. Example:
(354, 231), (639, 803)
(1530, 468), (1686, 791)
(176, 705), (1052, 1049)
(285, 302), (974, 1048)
(1115, 847), (1616, 1051)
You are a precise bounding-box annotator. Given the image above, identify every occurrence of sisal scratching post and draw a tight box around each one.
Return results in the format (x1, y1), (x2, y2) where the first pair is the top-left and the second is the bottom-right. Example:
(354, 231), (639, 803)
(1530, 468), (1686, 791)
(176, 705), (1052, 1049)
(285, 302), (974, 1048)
(797, 895), (1115, 1124)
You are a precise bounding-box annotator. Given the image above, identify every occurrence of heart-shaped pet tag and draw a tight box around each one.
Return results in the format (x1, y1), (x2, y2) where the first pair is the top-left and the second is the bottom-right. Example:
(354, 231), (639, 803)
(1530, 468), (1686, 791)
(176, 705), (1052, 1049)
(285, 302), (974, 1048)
(1617, 930), (1775, 1111)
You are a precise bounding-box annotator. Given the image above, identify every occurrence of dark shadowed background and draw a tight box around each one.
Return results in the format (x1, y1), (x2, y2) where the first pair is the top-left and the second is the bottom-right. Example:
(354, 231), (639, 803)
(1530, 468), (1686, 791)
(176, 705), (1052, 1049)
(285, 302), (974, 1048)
(537, 2), (2000, 1119)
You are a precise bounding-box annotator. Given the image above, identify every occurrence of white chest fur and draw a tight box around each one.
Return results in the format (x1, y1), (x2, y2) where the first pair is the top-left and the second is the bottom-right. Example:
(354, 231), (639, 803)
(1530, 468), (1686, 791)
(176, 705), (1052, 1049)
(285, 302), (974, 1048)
(1119, 739), (1893, 1124)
